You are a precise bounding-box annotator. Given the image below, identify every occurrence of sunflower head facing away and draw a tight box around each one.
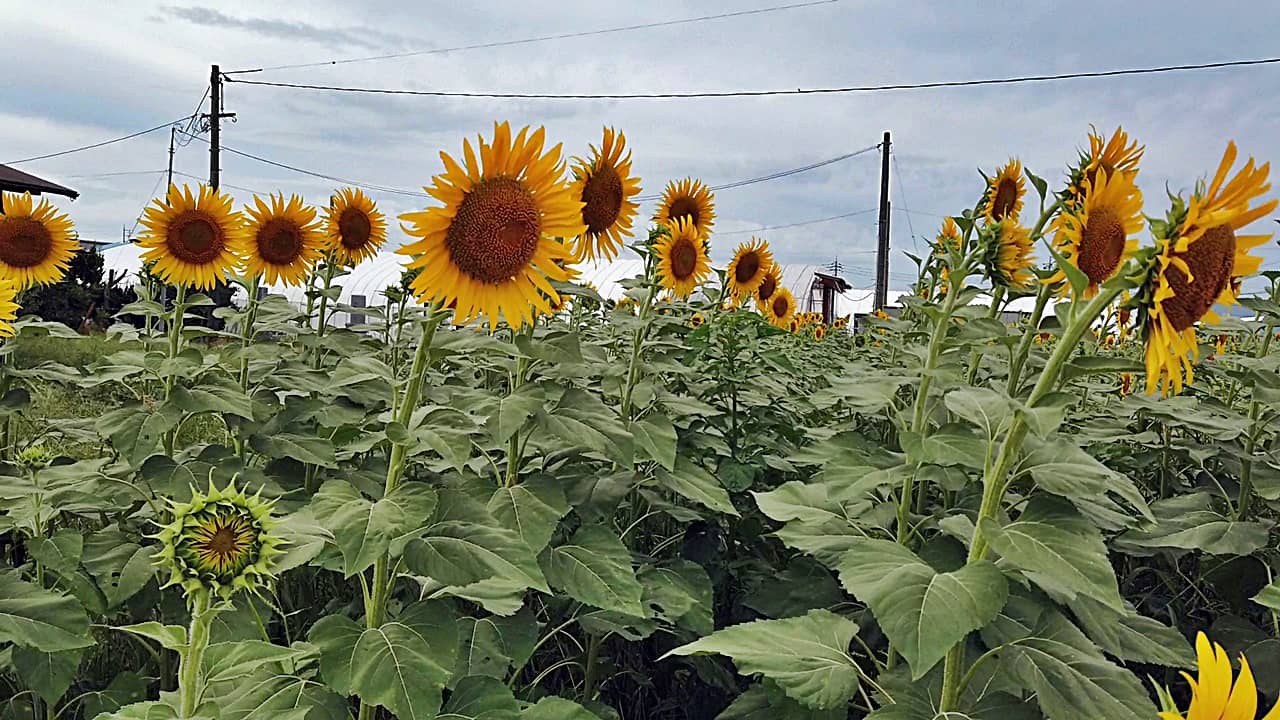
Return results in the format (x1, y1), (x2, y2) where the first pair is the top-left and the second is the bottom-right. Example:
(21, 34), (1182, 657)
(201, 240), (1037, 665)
(570, 127), (642, 263)
(139, 184), (246, 290)
(399, 122), (587, 329)
(727, 237), (774, 302)
(1138, 141), (1276, 396)
(1158, 632), (1280, 720)
(1064, 126), (1144, 210)
(325, 187), (388, 267)
(153, 481), (284, 602)
(934, 216), (963, 256)
(0, 278), (19, 338)
(766, 287), (797, 328)
(655, 217), (712, 299)
(981, 217), (1035, 292)
(981, 159), (1026, 224)
(654, 178), (715, 241)
(0, 191), (80, 288)
(1046, 169), (1144, 299)
(243, 193), (325, 287)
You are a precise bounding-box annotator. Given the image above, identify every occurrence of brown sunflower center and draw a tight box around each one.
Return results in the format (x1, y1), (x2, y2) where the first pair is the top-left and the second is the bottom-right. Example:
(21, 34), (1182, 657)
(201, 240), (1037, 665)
(668, 196), (701, 227)
(446, 177), (541, 285)
(581, 164), (623, 235)
(207, 525), (239, 556)
(1077, 207), (1126, 284)
(166, 211), (224, 265)
(734, 251), (761, 285)
(991, 178), (1018, 221)
(338, 207), (373, 249)
(669, 237), (698, 280)
(0, 217), (54, 268)
(1163, 224), (1236, 332)
(257, 218), (304, 265)
(772, 295), (790, 318)
(758, 273), (777, 301)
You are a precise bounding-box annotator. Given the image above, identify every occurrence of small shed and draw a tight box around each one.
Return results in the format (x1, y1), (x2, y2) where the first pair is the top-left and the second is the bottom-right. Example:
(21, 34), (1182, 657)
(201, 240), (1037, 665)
(0, 163), (79, 209)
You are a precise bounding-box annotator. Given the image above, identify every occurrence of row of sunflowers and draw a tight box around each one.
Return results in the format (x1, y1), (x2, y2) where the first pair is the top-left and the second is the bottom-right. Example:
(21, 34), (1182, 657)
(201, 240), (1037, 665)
(0, 118), (1277, 720)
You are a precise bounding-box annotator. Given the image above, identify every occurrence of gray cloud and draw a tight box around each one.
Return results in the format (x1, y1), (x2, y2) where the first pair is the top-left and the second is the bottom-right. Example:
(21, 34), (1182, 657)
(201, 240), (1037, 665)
(159, 5), (416, 53)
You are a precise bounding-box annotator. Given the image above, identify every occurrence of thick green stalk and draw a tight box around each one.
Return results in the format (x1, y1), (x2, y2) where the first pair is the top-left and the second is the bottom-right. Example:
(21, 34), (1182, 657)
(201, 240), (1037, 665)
(178, 592), (212, 719)
(312, 262), (337, 369)
(1237, 323), (1275, 520)
(359, 310), (441, 720)
(582, 632), (603, 702)
(504, 346), (532, 488)
(237, 277), (263, 392)
(898, 272), (964, 544)
(162, 286), (188, 456)
(964, 286), (1006, 385)
(1006, 281), (1053, 395)
(620, 283), (658, 421)
(937, 284), (1121, 711)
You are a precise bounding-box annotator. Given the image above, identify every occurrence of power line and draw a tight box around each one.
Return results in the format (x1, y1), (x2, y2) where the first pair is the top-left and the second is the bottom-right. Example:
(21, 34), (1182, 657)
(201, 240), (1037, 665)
(5, 116), (195, 165)
(177, 130), (429, 198)
(172, 170), (268, 197)
(718, 208), (878, 235)
(635, 144), (879, 201)
(62, 169), (166, 179)
(224, 0), (842, 75)
(890, 151), (918, 254)
(224, 55), (1280, 100)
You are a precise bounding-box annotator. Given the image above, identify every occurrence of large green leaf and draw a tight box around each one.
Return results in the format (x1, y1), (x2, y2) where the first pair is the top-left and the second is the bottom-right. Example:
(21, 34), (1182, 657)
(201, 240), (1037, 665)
(311, 601), (457, 720)
(640, 560), (714, 634)
(310, 480), (437, 576)
(945, 387), (1013, 439)
(632, 413), (678, 471)
(14, 646), (82, 703)
(655, 457), (739, 516)
(1068, 597), (1194, 668)
(0, 574), (93, 651)
(1114, 492), (1272, 557)
(665, 609), (861, 710)
(543, 525), (644, 616)
(1254, 581), (1280, 612)
(405, 520), (549, 593)
(837, 539), (1007, 678)
(773, 518), (863, 566)
(520, 697), (601, 719)
(718, 681), (845, 719)
(209, 670), (350, 720)
(202, 641), (306, 684)
(439, 676), (519, 719)
(999, 637), (1155, 720)
(980, 496), (1123, 610)
(250, 432), (336, 468)
(485, 478), (569, 554)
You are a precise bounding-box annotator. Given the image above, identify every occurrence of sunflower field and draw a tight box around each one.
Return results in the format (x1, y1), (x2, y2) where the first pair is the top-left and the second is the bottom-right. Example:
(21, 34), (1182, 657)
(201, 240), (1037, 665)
(1, 121), (1279, 720)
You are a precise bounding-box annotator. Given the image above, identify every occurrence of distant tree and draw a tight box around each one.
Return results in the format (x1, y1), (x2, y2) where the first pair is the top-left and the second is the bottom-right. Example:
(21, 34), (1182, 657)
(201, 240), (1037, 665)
(21, 249), (136, 331)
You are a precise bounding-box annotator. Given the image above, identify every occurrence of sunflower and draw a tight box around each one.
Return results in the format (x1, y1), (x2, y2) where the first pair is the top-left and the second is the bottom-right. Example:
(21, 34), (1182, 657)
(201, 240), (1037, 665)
(981, 217), (1035, 291)
(755, 266), (781, 312)
(399, 122), (586, 329)
(655, 217), (711, 298)
(153, 481), (283, 602)
(1065, 126), (1144, 209)
(1046, 170), (1144, 298)
(935, 216), (962, 255)
(654, 178), (715, 241)
(766, 287), (796, 328)
(0, 191), (79, 288)
(814, 324), (827, 341)
(325, 187), (387, 267)
(726, 237), (774, 302)
(0, 278), (18, 337)
(242, 193), (325, 287)
(690, 312), (705, 328)
(139, 184), (246, 290)
(1140, 142), (1276, 396)
(1119, 372), (1133, 396)
(570, 127), (641, 263)
(981, 159), (1025, 223)
(1158, 632), (1280, 720)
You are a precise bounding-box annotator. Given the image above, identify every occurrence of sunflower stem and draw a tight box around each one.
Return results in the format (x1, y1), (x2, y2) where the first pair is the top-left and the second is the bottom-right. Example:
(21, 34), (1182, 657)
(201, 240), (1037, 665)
(162, 285), (188, 456)
(1237, 322), (1274, 520)
(620, 282), (658, 421)
(178, 592), (212, 719)
(504, 334), (533, 488)
(235, 277), (263, 459)
(937, 283), (1122, 712)
(964, 286), (1006, 385)
(312, 262), (337, 369)
(1006, 281), (1053, 395)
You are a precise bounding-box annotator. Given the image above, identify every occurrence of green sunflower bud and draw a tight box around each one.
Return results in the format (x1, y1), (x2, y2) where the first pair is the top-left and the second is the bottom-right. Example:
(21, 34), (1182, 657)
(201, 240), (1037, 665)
(153, 481), (285, 602)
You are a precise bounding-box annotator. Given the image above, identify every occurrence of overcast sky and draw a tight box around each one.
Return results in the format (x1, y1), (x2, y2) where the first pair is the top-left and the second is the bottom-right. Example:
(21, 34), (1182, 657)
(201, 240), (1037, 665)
(4, 0), (1279, 292)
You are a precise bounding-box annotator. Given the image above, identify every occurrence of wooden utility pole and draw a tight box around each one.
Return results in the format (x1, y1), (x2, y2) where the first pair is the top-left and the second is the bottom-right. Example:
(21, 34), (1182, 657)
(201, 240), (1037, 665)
(208, 64), (221, 188)
(166, 126), (176, 193)
(874, 131), (892, 311)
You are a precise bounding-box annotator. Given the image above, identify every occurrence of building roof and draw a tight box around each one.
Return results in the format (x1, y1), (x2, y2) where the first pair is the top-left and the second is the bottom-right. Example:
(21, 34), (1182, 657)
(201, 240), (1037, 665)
(0, 164), (79, 200)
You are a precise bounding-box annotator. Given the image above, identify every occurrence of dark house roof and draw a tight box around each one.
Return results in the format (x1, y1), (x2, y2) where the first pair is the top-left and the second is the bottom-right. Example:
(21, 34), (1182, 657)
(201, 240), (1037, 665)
(0, 164), (79, 200)
(812, 271), (852, 292)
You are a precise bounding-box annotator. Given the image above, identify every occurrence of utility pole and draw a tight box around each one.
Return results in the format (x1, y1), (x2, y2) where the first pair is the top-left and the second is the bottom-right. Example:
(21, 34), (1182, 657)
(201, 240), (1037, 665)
(208, 64), (221, 189)
(874, 131), (892, 311)
(166, 127), (176, 193)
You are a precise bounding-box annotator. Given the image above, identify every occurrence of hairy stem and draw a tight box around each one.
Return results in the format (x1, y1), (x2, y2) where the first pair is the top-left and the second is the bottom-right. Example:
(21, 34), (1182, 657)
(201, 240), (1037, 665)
(178, 592), (212, 719)
(1237, 323), (1275, 520)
